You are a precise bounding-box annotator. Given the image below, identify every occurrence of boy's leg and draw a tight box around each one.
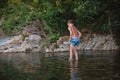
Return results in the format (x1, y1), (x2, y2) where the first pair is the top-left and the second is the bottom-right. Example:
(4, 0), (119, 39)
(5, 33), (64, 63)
(74, 46), (78, 60)
(69, 44), (73, 61)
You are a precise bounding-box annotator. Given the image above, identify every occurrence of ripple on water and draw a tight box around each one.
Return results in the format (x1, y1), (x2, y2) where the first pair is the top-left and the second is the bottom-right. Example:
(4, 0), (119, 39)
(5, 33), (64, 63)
(0, 51), (120, 80)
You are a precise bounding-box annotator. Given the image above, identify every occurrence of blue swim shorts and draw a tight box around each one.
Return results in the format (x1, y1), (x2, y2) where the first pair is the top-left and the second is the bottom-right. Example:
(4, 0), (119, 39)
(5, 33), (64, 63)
(70, 38), (80, 46)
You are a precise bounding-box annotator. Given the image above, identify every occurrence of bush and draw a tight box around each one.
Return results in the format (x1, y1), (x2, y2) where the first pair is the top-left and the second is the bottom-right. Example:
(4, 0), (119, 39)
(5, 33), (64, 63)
(49, 33), (60, 43)
(1, 0), (119, 35)
(1, 2), (38, 34)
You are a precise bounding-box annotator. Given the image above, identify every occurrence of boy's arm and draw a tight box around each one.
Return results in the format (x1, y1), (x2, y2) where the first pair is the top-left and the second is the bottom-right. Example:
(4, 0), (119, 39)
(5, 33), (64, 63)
(78, 30), (82, 38)
(68, 27), (72, 39)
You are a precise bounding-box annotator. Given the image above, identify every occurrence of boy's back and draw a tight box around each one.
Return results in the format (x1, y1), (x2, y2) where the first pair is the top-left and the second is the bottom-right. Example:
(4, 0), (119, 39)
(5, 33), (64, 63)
(68, 26), (80, 38)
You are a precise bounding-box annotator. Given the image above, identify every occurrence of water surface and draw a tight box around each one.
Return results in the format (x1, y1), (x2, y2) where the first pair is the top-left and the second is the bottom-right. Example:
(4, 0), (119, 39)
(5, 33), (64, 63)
(0, 51), (120, 80)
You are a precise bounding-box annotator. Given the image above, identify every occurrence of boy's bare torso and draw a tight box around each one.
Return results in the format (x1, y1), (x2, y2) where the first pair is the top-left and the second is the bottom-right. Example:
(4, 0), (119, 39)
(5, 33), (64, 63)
(68, 26), (80, 38)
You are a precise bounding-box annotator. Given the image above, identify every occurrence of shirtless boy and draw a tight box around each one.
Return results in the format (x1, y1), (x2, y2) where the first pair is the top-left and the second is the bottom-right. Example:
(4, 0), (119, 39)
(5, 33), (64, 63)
(67, 20), (81, 61)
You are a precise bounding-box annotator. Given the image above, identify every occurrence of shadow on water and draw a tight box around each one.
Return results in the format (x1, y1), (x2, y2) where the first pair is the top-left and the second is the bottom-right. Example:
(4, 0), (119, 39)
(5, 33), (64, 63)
(0, 51), (120, 80)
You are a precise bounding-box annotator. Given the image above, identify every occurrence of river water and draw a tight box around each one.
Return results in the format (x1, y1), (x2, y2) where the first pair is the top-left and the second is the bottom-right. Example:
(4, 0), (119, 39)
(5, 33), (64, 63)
(0, 51), (120, 80)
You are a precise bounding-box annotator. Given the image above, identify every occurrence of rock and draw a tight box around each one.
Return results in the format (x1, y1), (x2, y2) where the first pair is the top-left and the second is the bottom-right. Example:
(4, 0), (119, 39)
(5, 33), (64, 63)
(0, 37), (13, 46)
(92, 36), (106, 50)
(20, 35), (41, 52)
(57, 36), (69, 45)
(63, 41), (70, 45)
(0, 33), (119, 53)
(0, 35), (23, 52)
(0, 22), (42, 53)
(45, 34), (119, 52)
(3, 46), (25, 53)
(32, 45), (43, 52)
(4, 35), (23, 45)
(0, 34), (41, 53)
(105, 35), (113, 40)
(103, 40), (119, 50)
(45, 48), (52, 53)
(45, 36), (70, 52)
(22, 25), (40, 36)
(25, 35), (41, 43)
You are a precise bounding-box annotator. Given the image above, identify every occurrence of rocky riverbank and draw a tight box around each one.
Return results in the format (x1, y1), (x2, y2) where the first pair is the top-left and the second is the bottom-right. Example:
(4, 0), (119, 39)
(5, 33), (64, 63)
(0, 31), (119, 53)
(0, 24), (42, 53)
(0, 21), (119, 53)
(45, 34), (119, 52)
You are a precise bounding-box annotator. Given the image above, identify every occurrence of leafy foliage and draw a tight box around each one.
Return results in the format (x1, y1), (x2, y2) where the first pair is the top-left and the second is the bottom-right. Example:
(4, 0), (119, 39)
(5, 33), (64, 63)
(0, 0), (119, 35)
(1, 2), (38, 34)
(49, 33), (60, 42)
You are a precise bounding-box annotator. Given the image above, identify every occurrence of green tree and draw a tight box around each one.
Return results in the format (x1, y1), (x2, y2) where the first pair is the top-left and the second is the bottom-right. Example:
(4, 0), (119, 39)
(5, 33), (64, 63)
(0, 0), (119, 35)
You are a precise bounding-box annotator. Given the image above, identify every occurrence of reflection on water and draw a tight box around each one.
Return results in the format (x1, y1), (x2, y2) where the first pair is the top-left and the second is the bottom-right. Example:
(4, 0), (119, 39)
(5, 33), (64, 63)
(70, 60), (79, 80)
(0, 51), (120, 80)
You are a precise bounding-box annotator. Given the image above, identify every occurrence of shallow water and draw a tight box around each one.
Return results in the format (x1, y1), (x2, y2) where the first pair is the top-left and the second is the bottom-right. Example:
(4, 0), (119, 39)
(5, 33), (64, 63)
(0, 51), (120, 80)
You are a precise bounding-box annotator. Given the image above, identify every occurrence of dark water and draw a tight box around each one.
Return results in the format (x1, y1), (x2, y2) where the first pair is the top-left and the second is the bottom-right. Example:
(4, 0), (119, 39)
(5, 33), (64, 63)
(0, 51), (120, 80)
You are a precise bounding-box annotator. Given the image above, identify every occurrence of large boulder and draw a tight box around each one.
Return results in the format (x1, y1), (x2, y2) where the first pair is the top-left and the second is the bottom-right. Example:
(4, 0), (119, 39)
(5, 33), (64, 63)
(0, 22), (43, 53)
(0, 34), (41, 53)
(0, 35), (23, 53)
(78, 34), (119, 50)
(21, 35), (41, 50)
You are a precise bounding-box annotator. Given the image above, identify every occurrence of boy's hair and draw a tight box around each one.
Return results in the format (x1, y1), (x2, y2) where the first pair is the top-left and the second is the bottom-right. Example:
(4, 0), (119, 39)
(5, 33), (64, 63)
(67, 19), (74, 24)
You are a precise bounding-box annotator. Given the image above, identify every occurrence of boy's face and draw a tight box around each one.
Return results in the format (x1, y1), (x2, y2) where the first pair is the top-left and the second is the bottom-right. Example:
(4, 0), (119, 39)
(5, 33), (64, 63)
(67, 23), (73, 27)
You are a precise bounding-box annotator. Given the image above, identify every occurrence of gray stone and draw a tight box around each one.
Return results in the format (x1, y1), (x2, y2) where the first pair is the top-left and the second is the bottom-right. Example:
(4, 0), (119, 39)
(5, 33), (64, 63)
(0, 33), (119, 53)
(26, 35), (41, 43)
(45, 34), (119, 52)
